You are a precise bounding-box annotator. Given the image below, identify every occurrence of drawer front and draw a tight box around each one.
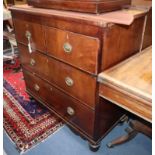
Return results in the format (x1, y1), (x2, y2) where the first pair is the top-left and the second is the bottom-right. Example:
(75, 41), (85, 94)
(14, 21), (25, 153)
(18, 44), (48, 78)
(46, 57), (97, 108)
(45, 27), (100, 74)
(23, 69), (95, 137)
(18, 44), (96, 108)
(13, 19), (46, 52)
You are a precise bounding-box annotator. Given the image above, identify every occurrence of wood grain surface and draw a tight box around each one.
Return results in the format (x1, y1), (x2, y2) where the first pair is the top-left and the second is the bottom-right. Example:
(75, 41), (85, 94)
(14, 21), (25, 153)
(132, 0), (152, 5)
(11, 5), (150, 146)
(18, 44), (97, 108)
(98, 46), (152, 123)
(45, 27), (100, 74)
(27, 0), (131, 14)
(11, 5), (147, 26)
(13, 18), (46, 52)
(101, 16), (145, 70)
(23, 69), (95, 138)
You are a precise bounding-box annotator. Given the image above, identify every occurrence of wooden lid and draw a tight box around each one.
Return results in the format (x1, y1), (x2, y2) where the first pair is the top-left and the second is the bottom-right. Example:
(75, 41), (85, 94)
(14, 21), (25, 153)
(10, 4), (148, 26)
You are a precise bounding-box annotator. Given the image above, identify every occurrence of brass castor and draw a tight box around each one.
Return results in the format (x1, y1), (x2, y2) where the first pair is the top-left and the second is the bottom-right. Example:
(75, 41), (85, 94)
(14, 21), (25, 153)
(89, 142), (100, 152)
(118, 115), (129, 126)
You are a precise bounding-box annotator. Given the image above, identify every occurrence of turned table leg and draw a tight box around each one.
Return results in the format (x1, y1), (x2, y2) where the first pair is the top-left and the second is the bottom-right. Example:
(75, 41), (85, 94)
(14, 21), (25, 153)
(107, 119), (152, 148)
(129, 120), (152, 138)
(107, 127), (137, 148)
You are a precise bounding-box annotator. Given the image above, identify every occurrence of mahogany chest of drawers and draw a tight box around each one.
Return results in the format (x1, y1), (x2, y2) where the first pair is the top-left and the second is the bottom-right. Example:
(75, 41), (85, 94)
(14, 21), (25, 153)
(11, 5), (148, 150)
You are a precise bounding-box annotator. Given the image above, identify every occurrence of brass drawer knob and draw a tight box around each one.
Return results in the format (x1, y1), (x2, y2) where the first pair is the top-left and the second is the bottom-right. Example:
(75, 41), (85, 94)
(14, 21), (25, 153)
(34, 84), (40, 91)
(65, 77), (74, 87)
(67, 107), (75, 116)
(63, 42), (72, 53)
(30, 58), (35, 66)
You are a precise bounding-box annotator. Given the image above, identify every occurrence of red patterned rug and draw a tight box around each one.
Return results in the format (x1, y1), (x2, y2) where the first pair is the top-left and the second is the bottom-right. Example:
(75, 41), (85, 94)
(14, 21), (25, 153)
(3, 58), (63, 153)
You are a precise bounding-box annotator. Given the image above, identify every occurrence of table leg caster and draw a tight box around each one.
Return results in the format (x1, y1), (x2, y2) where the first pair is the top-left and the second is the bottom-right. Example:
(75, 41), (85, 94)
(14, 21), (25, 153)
(89, 142), (100, 152)
(118, 115), (129, 126)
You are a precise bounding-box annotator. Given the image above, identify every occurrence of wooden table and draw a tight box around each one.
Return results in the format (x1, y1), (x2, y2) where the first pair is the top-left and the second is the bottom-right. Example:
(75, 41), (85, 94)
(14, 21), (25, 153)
(98, 46), (152, 123)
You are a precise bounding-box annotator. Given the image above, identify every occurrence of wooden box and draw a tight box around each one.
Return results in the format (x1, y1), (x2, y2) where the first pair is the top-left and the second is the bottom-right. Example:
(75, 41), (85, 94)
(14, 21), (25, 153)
(27, 0), (131, 14)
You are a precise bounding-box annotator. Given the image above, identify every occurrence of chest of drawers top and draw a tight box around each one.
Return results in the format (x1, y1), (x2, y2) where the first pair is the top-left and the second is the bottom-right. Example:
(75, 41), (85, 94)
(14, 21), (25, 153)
(11, 5), (147, 30)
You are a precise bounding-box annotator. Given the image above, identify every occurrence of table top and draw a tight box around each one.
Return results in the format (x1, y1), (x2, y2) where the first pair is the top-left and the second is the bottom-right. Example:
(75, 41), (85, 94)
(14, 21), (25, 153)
(98, 46), (152, 122)
(10, 4), (148, 26)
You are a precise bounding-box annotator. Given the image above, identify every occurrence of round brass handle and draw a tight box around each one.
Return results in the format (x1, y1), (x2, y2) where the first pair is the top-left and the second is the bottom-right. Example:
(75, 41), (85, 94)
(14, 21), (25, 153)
(25, 30), (31, 39)
(30, 58), (35, 66)
(63, 42), (72, 53)
(34, 84), (40, 91)
(65, 77), (74, 87)
(67, 107), (75, 116)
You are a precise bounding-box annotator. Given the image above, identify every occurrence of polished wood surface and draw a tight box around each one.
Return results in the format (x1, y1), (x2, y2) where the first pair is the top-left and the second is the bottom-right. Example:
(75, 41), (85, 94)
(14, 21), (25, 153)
(98, 46), (152, 123)
(18, 44), (48, 78)
(25, 67), (124, 142)
(13, 19), (46, 52)
(46, 56), (97, 108)
(11, 5), (147, 27)
(11, 5), (149, 74)
(131, 0), (152, 50)
(101, 16), (145, 70)
(23, 69), (124, 143)
(27, 0), (131, 14)
(143, 8), (152, 49)
(129, 120), (152, 138)
(45, 27), (100, 74)
(23, 69), (95, 137)
(93, 97), (124, 141)
(11, 5), (149, 149)
(18, 44), (97, 108)
(132, 0), (152, 5)
(107, 118), (152, 148)
(11, 10), (101, 37)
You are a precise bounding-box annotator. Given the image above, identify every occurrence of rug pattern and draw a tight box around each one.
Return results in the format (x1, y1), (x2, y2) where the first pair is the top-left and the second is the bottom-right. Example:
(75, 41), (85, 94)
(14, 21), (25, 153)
(3, 59), (63, 152)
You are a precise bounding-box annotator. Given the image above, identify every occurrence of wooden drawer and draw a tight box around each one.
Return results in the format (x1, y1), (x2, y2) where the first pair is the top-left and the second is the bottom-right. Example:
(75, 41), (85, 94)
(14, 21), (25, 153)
(13, 19), (46, 52)
(18, 44), (48, 78)
(45, 27), (100, 74)
(18, 44), (96, 107)
(23, 69), (95, 137)
(46, 57), (97, 108)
